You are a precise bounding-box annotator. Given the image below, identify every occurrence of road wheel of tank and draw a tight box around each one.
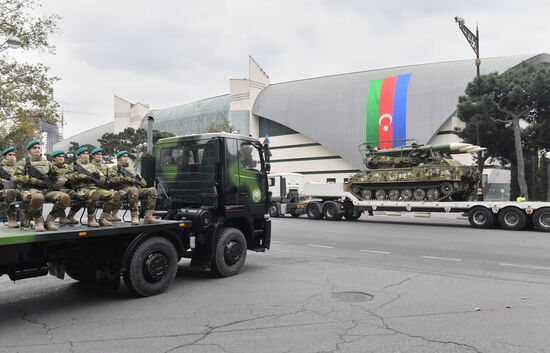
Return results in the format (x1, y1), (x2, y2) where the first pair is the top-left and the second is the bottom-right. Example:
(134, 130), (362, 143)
(413, 188), (426, 201)
(468, 206), (494, 229)
(401, 189), (412, 201)
(532, 207), (550, 232)
(375, 189), (386, 200)
(289, 208), (300, 218)
(123, 236), (178, 297)
(211, 227), (247, 278)
(388, 189), (400, 201)
(323, 202), (342, 221)
(306, 203), (323, 220)
(440, 182), (454, 196)
(268, 203), (279, 217)
(361, 189), (373, 200)
(426, 188), (440, 201)
(498, 207), (527, 231)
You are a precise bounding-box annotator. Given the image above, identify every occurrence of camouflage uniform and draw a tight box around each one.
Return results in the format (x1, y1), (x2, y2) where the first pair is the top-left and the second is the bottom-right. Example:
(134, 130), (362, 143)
(0, 157), (19, 228)
(68, 157), (120, 227)
(91, 158), (121, 222)
(111, 155), (159, 225)
(12, 154), (71, 232)
(51, 156), (79, 225)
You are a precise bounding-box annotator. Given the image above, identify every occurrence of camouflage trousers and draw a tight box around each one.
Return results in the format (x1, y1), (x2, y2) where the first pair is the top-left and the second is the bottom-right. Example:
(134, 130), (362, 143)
(20, 189), (71, 219)
(115, 187), (158, 212)
(71, 187), (119, 214)
(0, 188), (20, 218)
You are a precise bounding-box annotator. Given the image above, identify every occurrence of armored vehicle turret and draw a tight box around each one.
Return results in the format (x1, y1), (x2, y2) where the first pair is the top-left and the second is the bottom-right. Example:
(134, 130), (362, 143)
(346, 140), (483, 202)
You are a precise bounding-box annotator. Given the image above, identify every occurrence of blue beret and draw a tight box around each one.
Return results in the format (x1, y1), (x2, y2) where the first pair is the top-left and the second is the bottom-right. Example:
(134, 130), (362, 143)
(1, 146), (15, 157)
(116, 150), (129, 158)
(51, 150), (65, 157)
(26, 139), (40, 150)
(75, 146), (89, 156)
(91, 147), (103, 155)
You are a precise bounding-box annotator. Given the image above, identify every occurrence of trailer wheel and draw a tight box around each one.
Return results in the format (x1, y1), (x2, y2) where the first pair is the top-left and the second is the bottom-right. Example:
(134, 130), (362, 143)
(344, 209), (361, 220)
(323, 202), (342, 221)
(268, 203), (279, 217)
(532, 208), (550, 232)
(468, 206), (494, 229)
(123, 236), (178, 297)
(289, 208), (300, 218)
(306, 203), (323, 220)
(211, 227), (247, 277)
(498, 207), (527, 231)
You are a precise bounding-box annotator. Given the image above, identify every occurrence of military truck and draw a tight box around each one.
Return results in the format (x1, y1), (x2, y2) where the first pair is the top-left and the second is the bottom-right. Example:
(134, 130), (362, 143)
(0, 132), (271, 297)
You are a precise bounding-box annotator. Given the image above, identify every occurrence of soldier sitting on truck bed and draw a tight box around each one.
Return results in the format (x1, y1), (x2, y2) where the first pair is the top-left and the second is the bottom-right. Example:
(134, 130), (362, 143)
(90, 146), (121, 222)
(12, 140), (72, 232)
(0, 147), (20, 228)
(68, 147), (120, 227)
(50, 150), (80, 225)
(110, 150), (160, 225)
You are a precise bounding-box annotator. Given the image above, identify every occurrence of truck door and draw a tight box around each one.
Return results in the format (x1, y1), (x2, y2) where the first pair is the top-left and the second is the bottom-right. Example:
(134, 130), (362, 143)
(238, 140), (267, 216)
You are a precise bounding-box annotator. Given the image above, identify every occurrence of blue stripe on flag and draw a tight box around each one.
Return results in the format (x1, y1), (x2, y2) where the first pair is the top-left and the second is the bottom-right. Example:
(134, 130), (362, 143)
(392, 74), (411, 147)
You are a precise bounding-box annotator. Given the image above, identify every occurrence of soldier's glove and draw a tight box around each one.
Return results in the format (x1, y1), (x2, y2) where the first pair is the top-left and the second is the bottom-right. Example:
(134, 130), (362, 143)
(125, 176), (136, 183)
(11, 175), (28, 184)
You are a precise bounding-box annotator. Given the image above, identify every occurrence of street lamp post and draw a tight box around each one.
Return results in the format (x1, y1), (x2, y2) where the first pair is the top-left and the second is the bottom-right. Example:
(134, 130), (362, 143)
(455, 16), (484, 199)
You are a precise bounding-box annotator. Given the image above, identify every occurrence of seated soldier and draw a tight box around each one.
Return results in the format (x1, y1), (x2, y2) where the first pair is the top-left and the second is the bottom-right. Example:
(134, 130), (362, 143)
(0, 147), (19, 228)
(51, 150), (79, 225)
(110, 150), (160, 225)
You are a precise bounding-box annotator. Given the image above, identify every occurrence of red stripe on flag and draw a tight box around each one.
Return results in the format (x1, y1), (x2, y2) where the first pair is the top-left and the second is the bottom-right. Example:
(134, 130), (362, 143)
(378, 76), (397, 149)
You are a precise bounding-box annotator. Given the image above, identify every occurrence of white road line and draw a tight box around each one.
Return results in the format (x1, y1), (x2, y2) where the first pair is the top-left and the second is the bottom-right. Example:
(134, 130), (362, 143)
(271, 240), (288, 244)
(360, 249), (391, 254)
(499, 263), (550, 271)
(307, 244), (334, 249)
(422, 256), (462, 262)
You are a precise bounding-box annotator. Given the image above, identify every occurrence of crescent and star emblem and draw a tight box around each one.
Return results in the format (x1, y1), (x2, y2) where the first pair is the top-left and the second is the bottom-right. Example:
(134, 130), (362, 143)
(379, 113), (393, 132)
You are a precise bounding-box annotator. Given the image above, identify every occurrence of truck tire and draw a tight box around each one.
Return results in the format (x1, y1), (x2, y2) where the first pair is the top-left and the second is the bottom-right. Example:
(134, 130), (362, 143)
(532, 208), (550, 232)
(268, 203), (279, 217)
(468, 206), (494, 229)
(498, 207), (527, 231)
(289, 208), (300, 218)
(323, 202), (342, 221)
(306, 203), (323, 220)
(66, 263), (97, 283)
(123, 236), (178, 297)
(211, 227), (247, 277)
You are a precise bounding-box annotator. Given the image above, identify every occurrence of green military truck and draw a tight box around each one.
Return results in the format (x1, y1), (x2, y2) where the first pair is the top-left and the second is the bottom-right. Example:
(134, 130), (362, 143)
(0, 132), (271, 297)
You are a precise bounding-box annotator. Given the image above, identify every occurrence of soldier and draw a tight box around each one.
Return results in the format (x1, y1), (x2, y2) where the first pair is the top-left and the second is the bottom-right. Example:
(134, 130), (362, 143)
(68, 146), (121, 227)
(51, 150), (79, 225)
(0, 147), (19, 228)
(12, 140), (72, 232)
(110, 150), (160, 225)
(90, 146), (120, 221)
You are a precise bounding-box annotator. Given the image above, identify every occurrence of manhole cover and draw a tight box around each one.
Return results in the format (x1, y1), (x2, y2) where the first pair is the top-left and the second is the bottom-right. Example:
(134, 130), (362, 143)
(333, 291), (374, 302)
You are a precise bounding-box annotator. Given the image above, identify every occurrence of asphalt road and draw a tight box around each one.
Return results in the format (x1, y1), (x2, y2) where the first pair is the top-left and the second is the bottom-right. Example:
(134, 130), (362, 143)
(1, 213), (550, 353)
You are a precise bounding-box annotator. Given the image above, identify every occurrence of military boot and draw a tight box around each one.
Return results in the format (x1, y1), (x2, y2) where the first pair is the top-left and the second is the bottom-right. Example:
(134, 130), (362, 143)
(20, 211), (31, 228)
(87, 215), (100, 228)
(110, 210), (122, 222)
(45, 214), (58, 231)
(7, 213), (19, 228)
(34, 216), (45, 232)
(98, 213), (113, 227)
(61, 210), (79, 225)
(144, 210), (161, 224)
(130, 212), (140, 225)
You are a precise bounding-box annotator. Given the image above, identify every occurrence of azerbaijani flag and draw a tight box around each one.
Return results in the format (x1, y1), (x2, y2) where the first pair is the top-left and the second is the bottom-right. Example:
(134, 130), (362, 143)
(366, 73), (411, 149)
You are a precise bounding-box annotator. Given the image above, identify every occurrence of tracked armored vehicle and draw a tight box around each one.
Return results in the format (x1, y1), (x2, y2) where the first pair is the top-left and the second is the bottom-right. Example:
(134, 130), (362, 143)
(347, 140), (483, 202)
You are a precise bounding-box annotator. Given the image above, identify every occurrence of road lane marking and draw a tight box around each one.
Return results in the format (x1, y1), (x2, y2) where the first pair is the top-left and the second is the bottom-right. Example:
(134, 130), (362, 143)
(271, 241), (288, 244)
(307, 244), (334, 249)
(499, 263), (550, 271)
(422, 256), (462, 262)
(360, 249), (391, 254)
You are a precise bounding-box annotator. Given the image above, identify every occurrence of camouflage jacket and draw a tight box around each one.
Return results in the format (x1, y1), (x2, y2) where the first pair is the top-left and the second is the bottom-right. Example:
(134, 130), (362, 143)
(91, 159), (116, 187)
(68, 159), (106, 189)
(12, 155), (67, 190)
(0, 159), (17, 188)
(110, 163), (147, 190)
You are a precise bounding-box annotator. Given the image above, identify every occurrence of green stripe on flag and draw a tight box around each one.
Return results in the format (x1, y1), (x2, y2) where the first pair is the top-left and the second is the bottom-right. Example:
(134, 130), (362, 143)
(366, 79), (383, 146)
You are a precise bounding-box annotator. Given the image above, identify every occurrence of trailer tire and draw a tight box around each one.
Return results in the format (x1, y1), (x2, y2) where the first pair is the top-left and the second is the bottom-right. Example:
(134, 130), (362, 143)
(468, 206), (494, 229)
(268, 203), (279, 217)
(289, 208), (300, 218)
(211, 227), (247, 277)
(532, 208), (550, 232)
(498, 207), (527, 231)
(323, 202), (342, 221)
(306, 203), (323, 220)
(123, 236), (178, 297)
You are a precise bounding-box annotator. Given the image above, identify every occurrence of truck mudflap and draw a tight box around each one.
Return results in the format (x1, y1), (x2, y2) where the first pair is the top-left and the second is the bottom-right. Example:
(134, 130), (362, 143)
(253, 217), (271, 252)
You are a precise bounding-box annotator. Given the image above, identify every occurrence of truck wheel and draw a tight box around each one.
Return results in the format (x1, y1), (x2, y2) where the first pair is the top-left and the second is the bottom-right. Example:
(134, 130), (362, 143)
(289, 208), (300, 218)
(211, 227), (247, 277)
(468, 206), (494, 229)
(123, 236), (178, 297)
(323, 202), (342, 221)
(66, 263), (97, 283)
(306, 203), (323, 220)
(344, 209), (361, 220)
(268, 203), (279, 217)
(532, 208), (550, 232)
(498, 207), (527, 231)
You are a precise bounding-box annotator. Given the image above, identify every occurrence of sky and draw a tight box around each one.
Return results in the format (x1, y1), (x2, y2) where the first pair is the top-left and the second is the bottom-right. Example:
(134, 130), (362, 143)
(7, 0), (550, 138)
